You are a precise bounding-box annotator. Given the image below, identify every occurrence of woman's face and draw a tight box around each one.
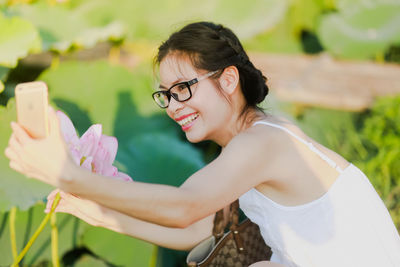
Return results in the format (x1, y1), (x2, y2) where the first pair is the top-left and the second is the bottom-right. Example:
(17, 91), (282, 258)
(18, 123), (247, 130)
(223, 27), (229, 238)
(158, 55), (232, 144)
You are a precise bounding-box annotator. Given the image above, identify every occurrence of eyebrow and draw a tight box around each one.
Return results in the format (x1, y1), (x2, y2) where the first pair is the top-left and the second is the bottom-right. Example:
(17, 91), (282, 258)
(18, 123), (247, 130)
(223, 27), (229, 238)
(159, 78), (186, 90)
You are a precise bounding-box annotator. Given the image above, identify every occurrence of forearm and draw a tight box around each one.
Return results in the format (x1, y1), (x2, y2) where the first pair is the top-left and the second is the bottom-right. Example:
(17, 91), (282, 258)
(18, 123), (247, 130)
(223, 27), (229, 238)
(100, 206), (214, 250)
(60, 165), (199, 228)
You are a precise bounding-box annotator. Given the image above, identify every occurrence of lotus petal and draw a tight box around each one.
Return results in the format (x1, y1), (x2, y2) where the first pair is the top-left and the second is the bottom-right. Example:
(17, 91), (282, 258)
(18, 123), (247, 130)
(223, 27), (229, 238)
(97, 135), (118, 165)
(102, 165), (118, 177)
(80, 156), (94, 172)
(80, 124), (102, 157)
(57, 110), (79, 147)
(116, 171), (133, 182)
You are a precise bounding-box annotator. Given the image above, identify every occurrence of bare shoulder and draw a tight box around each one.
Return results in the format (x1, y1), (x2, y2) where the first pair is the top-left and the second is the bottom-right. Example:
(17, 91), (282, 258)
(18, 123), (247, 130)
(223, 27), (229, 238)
(227, 115), (293, 154)
(217, 117), (290, 183)
(223, 120), (282, 158)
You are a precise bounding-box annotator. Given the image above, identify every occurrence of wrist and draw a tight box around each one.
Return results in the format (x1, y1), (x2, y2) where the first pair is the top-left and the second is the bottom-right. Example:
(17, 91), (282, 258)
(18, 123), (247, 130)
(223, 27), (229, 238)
(58, 158), (80, 192)
(98, 207), (116, 229)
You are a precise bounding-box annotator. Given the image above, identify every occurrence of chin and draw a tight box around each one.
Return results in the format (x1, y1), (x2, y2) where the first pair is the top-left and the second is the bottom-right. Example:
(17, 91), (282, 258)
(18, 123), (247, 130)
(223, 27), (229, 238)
(185, 131), (207, 143)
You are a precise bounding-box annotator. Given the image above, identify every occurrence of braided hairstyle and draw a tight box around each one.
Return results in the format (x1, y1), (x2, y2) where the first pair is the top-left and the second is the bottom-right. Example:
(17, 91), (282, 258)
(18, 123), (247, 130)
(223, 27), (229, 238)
(155, 21), (269, 114)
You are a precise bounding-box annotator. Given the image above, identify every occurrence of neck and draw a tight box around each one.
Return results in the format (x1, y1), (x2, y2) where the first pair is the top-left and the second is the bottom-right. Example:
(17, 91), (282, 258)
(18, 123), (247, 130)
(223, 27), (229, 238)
(214, 108), (264, 147)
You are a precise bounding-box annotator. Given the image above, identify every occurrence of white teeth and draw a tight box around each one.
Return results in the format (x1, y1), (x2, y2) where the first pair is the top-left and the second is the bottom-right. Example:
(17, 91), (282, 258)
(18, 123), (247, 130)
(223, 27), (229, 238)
(177, 113), (199, 126)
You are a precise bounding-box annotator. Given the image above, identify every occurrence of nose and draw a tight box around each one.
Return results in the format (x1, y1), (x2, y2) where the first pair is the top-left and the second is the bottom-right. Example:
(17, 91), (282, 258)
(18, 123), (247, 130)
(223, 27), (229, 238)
(167, 97), (184, 114)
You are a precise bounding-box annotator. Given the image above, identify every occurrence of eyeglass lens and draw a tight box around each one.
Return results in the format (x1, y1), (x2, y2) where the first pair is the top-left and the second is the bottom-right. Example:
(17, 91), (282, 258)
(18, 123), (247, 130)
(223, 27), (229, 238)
(153, 83), (192, 108)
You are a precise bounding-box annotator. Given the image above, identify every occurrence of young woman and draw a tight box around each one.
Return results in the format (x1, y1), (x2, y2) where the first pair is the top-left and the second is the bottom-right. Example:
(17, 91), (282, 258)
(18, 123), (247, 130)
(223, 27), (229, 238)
(5, 22), (400, 267)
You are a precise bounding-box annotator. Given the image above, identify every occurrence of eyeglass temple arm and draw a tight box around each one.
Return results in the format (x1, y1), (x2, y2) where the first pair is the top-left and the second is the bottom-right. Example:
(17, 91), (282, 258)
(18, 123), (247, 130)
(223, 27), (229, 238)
(197, 70), (218, 83)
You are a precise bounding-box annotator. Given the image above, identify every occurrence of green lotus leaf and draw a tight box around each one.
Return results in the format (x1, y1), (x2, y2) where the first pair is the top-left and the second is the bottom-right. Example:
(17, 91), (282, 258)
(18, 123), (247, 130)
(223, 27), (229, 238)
(244, 17), (303, 53)
(0, 12), (41, 67)
(116, 132), (205, 186)
(289, 0), (326, 33)
(14, 2), (125, 52)
(244, 0), (325, 53)
(0, 66), (8, 93)
(336, 0), (382, 13)
(0, 66), (9, 81)
(75, 21), (125, 48)
(76, 0), (288, 42)
(0, 99), (53, 212)
(317, 2), (400, 59)
(0, 203), (89, 266)
(202, 0), (288, 39)
(81, 226), (155, 267)
(38, 60), (166, 136)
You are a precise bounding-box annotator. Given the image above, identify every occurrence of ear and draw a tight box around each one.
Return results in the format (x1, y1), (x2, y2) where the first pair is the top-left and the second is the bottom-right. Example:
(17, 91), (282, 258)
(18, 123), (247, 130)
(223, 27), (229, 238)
(218, 66), (240, 95)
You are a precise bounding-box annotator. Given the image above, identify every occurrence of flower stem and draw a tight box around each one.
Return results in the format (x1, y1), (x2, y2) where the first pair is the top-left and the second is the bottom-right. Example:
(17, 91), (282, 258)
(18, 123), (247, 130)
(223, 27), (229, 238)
(11, 193), (61, 267)
(149, 246), (158, 267)
(10, 206), (18, 267)
(51, 212), (60, 267)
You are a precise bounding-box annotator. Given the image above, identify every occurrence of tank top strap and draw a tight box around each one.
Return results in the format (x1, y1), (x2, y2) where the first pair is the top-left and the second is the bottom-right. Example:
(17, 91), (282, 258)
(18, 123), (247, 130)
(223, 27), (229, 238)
(253, 121), (344, 174)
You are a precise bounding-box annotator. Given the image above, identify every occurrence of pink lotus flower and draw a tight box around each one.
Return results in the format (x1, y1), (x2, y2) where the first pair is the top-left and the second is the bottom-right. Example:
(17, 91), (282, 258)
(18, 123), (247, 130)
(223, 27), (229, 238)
(57, 110), (132, 182)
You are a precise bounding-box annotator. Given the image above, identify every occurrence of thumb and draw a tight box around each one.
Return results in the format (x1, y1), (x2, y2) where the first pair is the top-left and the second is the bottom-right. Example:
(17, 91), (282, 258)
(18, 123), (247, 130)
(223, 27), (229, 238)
(45, 189), (61, 212)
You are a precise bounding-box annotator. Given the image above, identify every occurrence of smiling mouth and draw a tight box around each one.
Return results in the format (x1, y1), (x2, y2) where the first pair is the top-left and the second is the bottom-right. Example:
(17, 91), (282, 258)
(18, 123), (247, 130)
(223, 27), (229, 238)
(176, 113), (199, 127)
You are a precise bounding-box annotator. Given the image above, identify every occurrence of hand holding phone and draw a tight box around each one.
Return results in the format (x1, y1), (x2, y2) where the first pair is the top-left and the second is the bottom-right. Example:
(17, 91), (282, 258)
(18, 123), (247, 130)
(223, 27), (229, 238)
(6, 81), (77, 187)
(15, 81), (49, 139)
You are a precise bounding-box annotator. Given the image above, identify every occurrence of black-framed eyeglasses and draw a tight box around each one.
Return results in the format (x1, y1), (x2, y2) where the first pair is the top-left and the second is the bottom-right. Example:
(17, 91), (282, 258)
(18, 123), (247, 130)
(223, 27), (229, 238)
(152, 71), (218, 108)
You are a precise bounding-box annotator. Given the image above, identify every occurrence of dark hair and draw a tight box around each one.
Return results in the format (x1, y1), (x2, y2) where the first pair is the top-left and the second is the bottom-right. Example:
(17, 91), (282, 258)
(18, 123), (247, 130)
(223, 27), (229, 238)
(154, 21), (269, 113)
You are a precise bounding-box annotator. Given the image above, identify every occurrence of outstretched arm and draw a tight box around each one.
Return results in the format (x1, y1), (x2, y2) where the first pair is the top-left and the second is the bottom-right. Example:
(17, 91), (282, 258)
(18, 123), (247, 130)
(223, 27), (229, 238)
(6, 107), (273, 228)
(46, 190), (214, 251)
(56, 134), (269, 228)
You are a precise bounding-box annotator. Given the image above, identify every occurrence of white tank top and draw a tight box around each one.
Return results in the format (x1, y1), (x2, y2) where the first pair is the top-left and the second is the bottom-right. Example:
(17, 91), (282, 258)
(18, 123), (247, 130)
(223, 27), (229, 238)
(239, 121), (400, 267)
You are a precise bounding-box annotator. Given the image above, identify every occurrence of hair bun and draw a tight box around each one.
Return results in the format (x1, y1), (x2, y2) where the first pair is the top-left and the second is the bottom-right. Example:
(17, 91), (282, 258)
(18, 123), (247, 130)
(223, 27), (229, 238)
(238, 62), (268, 105)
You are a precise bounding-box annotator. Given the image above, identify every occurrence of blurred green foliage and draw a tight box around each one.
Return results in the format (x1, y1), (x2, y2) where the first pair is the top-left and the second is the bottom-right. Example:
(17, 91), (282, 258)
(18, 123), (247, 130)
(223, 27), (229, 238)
(297, 95), (400, 231)
(0, 12), (40, 67)
(318, 1), (400, 59)
(0, 203), (89, 266)
(359, 96), (400, 228)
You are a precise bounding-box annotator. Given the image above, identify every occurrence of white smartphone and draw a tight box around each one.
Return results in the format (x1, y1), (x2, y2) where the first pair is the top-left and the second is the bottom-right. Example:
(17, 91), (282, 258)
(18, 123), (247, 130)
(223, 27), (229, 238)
(15, 81), (49, 139)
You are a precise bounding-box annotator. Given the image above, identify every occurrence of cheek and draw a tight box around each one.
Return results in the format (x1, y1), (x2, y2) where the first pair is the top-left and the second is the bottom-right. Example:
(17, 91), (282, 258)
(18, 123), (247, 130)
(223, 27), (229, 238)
(200, 91), (230, 114)
(166, 109), (173, 119)
(193, 86), (222, 111)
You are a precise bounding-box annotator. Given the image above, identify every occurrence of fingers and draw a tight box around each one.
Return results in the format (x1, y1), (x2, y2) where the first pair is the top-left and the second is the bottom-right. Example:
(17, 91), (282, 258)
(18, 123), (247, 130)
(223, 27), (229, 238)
(45, 200), (53, 213)
(5, 134), (22, 161)
(45, 190), (79, 215)
(5, 147), (18, 162)
(5, 134), (23, 171)
(6, 135), (39, 179)
(45, 200), (64, 213)
(47, 189), (60, 201)
(46, 189), (61, 213)
(8, 133), (23, 151)
(9, 161), (24, 173)
(8, 157), (35, 178)
(10, 122), (32, 146)
(45, 190), (72, 210)
(48, 106), (61, 137)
